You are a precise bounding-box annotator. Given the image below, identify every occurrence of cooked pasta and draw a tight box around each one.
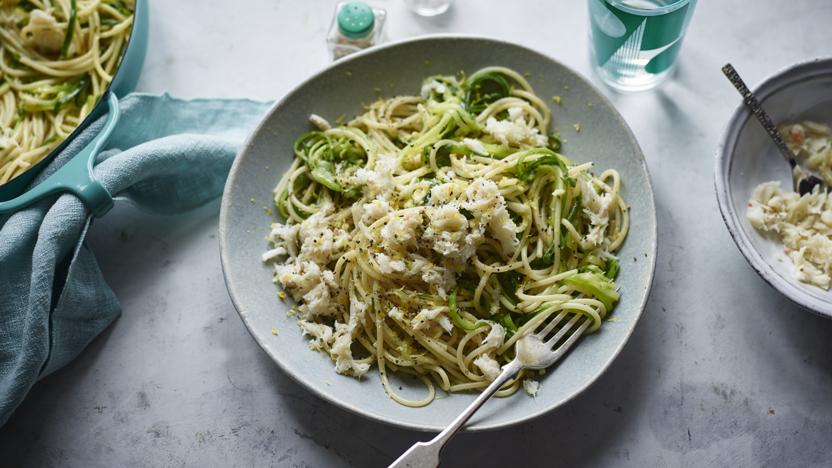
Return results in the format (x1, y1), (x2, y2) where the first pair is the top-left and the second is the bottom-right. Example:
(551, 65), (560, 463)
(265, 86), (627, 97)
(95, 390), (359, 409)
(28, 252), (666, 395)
(263, 67), (629, 406)
(0, 0), (134, 184)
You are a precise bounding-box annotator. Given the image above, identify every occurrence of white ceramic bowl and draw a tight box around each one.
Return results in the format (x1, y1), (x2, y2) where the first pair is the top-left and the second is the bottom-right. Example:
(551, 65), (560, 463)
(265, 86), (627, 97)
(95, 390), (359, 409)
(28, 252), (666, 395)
(716, 58), (832, 318)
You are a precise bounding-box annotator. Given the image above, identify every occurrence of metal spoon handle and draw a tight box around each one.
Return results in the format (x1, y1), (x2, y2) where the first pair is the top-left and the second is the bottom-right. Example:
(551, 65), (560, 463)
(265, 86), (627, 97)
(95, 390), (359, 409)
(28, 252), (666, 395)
(721, 63), (796, 168)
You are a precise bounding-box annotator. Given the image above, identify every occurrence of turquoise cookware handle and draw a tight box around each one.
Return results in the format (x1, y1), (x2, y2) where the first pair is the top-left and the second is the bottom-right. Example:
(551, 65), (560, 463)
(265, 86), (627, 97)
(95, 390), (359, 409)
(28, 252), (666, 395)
(0, 93), (120, 218)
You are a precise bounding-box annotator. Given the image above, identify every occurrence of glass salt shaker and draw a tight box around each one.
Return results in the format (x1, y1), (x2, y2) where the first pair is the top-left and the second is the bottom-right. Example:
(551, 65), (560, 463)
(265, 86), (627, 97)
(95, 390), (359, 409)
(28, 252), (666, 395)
(326, 2), (386, 60)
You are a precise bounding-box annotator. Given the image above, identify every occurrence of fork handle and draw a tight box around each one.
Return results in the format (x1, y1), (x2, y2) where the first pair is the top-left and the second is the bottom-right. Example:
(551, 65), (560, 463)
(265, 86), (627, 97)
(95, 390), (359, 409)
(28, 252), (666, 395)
(388, 359), (523, 468)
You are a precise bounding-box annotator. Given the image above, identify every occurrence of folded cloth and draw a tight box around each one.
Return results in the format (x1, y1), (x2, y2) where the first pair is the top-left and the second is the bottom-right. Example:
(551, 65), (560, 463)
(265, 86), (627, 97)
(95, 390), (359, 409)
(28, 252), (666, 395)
(0, 94), (271, 426)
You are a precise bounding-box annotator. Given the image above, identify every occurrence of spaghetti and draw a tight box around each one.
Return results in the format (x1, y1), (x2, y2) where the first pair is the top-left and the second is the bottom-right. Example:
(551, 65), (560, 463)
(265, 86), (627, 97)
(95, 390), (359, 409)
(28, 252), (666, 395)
(263, 67), (629, 406)
(0, 0), (134, 184)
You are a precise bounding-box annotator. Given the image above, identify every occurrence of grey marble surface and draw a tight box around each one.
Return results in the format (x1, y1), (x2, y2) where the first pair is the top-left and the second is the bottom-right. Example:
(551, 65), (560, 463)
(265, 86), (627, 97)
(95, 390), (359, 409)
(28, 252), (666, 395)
(3, 0), (832, 467)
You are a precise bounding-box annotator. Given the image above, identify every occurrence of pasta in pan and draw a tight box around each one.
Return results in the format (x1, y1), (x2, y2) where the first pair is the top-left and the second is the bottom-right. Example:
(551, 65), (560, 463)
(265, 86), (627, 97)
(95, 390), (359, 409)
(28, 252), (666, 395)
(0, 0), (134, 184)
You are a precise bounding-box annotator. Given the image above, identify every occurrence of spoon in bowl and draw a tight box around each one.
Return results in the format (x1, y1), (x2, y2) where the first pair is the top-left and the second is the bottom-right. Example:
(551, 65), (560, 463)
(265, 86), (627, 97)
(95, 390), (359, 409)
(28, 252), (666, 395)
(722, 63), (826, 195)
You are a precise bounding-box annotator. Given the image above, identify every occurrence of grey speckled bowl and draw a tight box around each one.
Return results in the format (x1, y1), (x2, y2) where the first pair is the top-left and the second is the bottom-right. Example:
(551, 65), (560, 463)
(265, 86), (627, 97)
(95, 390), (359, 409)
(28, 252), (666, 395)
(220, 35), (657, 431)
(716, 58), (832, 318)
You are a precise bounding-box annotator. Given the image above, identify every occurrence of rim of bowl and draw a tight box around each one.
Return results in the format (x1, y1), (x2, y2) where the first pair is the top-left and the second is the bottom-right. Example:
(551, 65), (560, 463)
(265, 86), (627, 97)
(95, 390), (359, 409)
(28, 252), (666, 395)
(715, 57), (832, 318)
(219, 33), (658, 432)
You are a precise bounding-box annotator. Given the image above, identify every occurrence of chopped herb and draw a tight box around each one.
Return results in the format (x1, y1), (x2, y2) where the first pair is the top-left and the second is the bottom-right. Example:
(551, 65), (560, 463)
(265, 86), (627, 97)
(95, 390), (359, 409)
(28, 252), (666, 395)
(605, 258), (620, 279)
(61, 0), (77, 58)
(448, 288), (487, 332)
(530, 246), (556, 269)
(496, 270), (522, 303)
(547, 134), (562, 152)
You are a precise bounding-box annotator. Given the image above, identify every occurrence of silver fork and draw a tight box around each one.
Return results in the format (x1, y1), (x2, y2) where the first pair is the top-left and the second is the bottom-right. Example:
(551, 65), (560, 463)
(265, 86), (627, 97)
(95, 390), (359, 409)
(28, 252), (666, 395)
(388, 313), (591, 468)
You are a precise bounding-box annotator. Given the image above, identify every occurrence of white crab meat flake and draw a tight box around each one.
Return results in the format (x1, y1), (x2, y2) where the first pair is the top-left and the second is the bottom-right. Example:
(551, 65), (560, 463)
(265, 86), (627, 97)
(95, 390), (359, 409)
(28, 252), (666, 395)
(411, 307), (453, 334)
(748, 181), (832, 289)
(484, 116), (547, 147)
(523, 379), (540, 397)
(474, 354), (502, 381)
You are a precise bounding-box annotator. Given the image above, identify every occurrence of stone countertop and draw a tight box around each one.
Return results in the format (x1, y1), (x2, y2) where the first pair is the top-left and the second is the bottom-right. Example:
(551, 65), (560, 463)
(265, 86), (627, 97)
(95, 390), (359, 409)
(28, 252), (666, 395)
(3, 0), (832, 466)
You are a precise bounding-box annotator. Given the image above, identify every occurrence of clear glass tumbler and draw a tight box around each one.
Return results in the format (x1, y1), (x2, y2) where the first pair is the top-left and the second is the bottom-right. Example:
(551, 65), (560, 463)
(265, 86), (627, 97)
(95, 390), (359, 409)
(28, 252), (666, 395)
(588, 0), (697, 92)
(403, 0), (454, 17)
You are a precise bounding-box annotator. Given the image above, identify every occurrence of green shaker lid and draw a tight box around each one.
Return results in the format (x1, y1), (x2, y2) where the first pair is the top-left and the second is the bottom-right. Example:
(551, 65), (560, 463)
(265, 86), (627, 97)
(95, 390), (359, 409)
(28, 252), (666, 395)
(337, 2), (375, 39)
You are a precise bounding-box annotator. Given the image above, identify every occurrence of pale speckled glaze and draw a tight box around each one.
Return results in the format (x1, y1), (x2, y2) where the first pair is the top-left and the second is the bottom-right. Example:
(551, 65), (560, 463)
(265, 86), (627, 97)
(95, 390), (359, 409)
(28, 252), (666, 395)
(716, 58), (832, 318)
(219, 35), (657, 432)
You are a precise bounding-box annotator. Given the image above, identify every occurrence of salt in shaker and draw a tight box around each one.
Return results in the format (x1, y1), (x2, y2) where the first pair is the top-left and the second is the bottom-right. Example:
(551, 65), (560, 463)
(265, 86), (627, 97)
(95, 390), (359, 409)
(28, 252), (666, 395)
(326, 2), (387, 60)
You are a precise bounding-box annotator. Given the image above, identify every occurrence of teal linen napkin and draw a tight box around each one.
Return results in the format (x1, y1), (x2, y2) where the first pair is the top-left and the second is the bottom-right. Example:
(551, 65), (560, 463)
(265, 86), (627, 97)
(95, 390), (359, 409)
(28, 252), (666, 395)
(0, 94), (271, 426)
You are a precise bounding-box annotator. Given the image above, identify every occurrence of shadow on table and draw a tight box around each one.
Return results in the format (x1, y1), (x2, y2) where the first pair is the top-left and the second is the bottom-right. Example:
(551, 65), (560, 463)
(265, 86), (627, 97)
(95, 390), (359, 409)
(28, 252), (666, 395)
(747, 279), (832, 375)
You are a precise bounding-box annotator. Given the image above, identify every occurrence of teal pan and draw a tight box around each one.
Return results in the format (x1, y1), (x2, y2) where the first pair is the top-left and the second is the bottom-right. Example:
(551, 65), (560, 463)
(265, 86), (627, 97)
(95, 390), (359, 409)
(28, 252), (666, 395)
(0, 0), (148, 216)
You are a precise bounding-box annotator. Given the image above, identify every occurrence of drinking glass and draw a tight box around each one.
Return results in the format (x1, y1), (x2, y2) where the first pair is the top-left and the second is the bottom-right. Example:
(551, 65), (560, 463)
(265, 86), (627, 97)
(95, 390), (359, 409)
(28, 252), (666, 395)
(588, 0), (697, 92)
(403, 0), (454, 16)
